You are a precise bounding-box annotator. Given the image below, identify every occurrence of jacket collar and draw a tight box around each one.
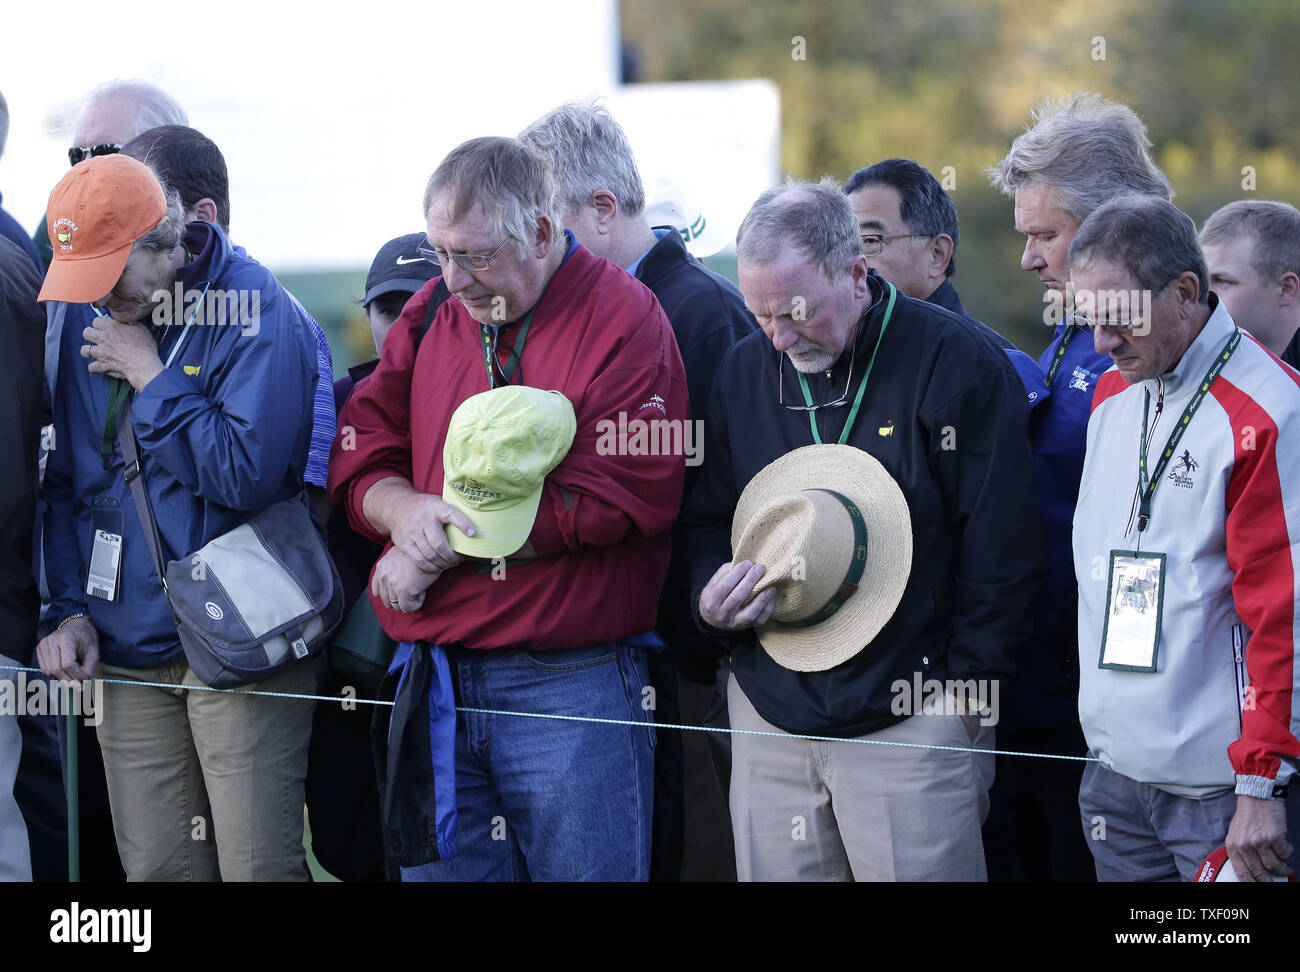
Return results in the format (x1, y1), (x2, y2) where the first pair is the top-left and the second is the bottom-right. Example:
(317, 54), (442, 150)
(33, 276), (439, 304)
(1141, 294), (1235, 397)
(925, 278), (966, 318)
(634, 225), (693, 286)
(176, 221), (235, 290)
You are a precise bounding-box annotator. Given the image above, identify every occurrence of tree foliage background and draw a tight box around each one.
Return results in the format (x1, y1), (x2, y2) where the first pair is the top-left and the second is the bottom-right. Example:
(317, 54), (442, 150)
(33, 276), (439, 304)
(621, 0), (1300, 355)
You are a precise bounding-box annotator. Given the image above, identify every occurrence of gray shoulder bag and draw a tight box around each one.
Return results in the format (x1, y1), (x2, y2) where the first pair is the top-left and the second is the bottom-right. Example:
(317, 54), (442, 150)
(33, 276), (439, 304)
(117, 404), (343, 688)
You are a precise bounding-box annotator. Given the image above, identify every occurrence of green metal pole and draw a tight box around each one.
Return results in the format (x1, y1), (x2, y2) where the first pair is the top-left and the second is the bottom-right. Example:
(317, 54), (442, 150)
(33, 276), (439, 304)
(64, 685), (79, 882)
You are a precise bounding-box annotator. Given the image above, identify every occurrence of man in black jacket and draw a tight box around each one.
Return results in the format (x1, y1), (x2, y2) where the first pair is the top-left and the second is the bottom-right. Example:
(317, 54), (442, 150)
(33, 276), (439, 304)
(521, 101), (756, 881)
(0, 235), (46, 880)
(845, 158), (1048, 409)
(687, 179), (1042, 881)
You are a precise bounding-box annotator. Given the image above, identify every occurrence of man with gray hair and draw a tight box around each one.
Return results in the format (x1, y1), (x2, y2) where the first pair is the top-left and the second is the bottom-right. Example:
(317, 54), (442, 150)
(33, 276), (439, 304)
(32, 79), (188, 269)
(1201, 200), (1300, 367)
(521, 100), (755, 881)
(685, 178), (1041, 880)
(984, 92), (1171, 881)
(1071, 194), (1300, 881)
(329, 136), (688, 881)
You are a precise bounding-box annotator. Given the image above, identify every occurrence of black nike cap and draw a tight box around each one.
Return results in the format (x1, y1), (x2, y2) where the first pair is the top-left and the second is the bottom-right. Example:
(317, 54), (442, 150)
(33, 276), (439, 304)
(364, 232), (441, 308)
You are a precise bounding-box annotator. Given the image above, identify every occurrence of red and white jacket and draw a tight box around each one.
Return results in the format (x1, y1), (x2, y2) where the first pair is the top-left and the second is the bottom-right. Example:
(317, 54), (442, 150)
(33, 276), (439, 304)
(1074, 297), (1300, 798)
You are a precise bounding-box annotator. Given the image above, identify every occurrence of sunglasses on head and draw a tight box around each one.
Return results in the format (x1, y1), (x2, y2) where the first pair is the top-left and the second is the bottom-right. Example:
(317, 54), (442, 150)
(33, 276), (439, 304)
(68, 143), (123, 167)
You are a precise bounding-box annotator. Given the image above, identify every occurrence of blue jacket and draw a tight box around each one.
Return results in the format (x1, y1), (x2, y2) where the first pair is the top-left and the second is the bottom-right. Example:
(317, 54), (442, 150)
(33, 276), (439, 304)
(927, 279), (1050, 411)
(0, 194), (42, 272)
(1005, 320), (1112, 730)
(43, 223), (318, 668)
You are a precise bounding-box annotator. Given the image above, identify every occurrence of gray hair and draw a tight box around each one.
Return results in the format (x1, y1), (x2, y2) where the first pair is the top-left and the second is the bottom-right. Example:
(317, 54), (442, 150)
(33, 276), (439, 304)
(423, 136), (563, 250)
(1200, 199), (1300, 286)
(0, 90), (7, 159)
(987, 92), (1172, 222)
(131, 189), (185, 254)
(1069, 195), (1209, 305)
(737, 177), (863, 280)
(519, 100), (646, 217)
(79, 79), (188, 140)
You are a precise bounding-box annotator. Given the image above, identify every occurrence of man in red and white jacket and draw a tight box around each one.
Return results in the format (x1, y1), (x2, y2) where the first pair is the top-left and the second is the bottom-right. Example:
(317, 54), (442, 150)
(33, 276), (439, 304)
(1071, 195), (1299, 882)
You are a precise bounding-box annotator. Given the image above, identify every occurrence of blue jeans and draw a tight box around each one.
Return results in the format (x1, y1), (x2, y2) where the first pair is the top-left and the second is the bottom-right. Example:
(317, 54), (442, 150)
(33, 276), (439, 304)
(401, 638), (656, 882)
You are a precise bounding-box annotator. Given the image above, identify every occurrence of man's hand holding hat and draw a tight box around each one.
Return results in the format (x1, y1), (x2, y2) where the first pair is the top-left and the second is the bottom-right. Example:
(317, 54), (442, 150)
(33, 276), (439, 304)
(699, 560), (777, 631)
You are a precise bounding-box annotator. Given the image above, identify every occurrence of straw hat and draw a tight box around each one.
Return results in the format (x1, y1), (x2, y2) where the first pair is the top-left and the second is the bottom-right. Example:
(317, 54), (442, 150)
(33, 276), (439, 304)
(731, 444), (913, 672)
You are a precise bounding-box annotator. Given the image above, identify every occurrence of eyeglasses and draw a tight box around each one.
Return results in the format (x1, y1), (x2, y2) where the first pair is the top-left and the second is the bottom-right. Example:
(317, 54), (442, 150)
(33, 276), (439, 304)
(778, 328), (859, 410)
(417, 238), (511, 272)
(68, 143), (123, 167)
(1071, 280), (1174, 331)
(860, 233), (931, 256)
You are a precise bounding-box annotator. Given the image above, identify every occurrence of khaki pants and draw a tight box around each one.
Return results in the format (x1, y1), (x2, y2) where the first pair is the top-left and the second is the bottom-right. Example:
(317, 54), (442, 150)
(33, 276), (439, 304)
(728, 673), (988, 881)
(95, 657), (316, 882)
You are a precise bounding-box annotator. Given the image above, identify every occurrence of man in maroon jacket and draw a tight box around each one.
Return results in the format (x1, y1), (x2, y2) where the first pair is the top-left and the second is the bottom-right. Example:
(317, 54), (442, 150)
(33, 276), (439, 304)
(329, 136), (688, 881)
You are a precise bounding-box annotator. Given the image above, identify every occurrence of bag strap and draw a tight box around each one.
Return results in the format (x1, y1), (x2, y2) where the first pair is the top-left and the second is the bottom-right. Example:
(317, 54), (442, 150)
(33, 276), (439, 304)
(414, 279), (452, 353)
(115, 402), (172, 594)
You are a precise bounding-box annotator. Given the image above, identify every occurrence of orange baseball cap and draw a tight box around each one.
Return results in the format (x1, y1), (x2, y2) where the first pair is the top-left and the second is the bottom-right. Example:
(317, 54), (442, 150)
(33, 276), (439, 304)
(38, 155), (167, 304)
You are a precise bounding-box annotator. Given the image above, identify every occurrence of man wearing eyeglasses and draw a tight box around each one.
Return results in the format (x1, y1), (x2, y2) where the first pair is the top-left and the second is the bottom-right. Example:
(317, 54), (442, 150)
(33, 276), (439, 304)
(846, 158), (1047, 411)
(685, 179), (1042, 881)
(329, 136), (688, 882)
(1071, 195), (1300, 882)
(985, 92), (1172, 882)
(30, 80), (187, 270)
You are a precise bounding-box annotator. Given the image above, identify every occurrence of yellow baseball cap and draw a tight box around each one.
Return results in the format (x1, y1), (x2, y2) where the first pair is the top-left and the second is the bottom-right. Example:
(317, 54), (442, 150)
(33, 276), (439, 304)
(442, 386), (577, 557)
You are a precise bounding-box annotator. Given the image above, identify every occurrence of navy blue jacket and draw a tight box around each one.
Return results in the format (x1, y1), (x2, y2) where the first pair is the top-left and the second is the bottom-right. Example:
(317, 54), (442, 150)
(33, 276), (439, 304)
(0, 194), (41, 271)
(43, 224), (318, 667)
(928, 279), (1050, 411)
(1006, 321), (1112, 731)
(684, 273), (1043, 736)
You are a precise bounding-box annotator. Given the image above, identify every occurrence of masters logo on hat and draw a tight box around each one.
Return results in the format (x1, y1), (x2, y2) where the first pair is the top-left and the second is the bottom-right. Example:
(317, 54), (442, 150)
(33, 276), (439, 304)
(731, 444), (913, 672)
(38, 154), (167, 305)
(442, 386), (577, 558)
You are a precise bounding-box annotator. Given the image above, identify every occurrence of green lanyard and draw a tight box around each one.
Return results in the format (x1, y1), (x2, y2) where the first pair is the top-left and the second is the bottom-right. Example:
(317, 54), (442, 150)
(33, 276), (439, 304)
(1045, 322), (1077, 385)
(481, 309), (535, 389)
(797, 282), (897, 445)
(101, 378), (131, 471)
(1136, 327), (1241, 531)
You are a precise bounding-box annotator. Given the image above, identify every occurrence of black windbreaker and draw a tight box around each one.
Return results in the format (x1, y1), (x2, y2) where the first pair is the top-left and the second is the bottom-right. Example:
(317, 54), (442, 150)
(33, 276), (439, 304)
(684, 272), (1044, 737)
(0, 236), (45, 664)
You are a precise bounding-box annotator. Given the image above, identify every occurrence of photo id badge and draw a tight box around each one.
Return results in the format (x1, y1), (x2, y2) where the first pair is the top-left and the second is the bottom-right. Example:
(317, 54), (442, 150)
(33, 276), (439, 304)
(86, 496), (124, 602)
(1099, 550), (1165, 672)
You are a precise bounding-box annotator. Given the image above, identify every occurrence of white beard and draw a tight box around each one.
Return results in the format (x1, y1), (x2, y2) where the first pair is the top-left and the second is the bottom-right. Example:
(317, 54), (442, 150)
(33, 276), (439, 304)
(786, 349), (836, 373)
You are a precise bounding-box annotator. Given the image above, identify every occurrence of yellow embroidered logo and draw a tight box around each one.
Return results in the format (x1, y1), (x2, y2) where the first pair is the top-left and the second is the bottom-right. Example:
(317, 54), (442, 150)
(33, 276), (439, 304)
(183, 364), (201, 376)
(53, 217), (78, 252)
(878, 420), (895, 437)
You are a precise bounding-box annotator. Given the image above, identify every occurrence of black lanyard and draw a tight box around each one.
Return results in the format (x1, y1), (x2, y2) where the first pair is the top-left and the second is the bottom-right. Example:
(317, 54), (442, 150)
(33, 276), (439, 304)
(1045, 322), (1077, 385)
(480, 311), (533, 389)
(1136, 328), (1241, 531)
(797, 282), (897, 445)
